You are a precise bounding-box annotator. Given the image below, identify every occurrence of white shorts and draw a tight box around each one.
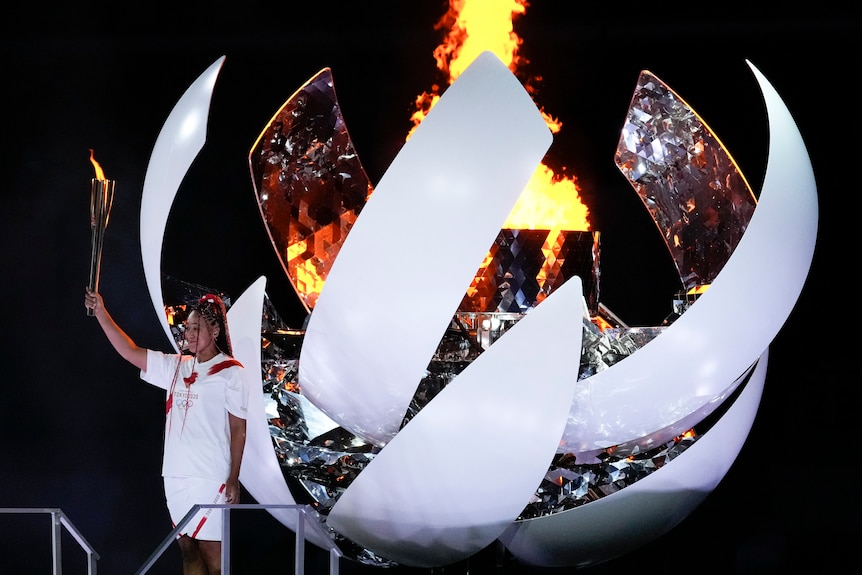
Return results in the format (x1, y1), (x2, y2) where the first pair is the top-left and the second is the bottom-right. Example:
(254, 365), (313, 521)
(164, 476), (226, 541)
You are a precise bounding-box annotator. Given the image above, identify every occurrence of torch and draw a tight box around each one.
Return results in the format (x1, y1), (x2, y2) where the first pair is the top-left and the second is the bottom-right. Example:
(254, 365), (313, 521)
(88, 149), (115, 316)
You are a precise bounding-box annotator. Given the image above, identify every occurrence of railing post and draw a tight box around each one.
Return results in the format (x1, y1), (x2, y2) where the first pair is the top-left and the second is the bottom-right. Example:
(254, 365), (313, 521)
(295, 509), (305, 575)
(1, 508), (97, 574)
(129, 503), (341, 574)
(222, 506), (231, 575)
(51, 510), (62, 575)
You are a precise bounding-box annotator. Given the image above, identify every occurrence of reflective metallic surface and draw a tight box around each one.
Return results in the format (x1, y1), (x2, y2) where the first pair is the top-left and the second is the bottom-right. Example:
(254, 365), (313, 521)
(460, 229), (600, 314)
(249, 68), (373, 312)
(615, 70), (757, 290)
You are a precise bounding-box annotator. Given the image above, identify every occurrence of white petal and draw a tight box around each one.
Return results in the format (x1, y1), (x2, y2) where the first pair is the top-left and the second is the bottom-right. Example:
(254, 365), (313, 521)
(560, 60), (818, 454)
(228, 278), (333, 545)
(299, 51), (553, 447)
(140, 56), (224, 351)
(501, 351), (768, 567)
(328, 278), (585, 567)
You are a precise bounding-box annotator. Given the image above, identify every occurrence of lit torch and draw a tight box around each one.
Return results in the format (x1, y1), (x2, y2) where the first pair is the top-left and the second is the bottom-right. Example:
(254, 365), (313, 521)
(87, 149), (115, 316)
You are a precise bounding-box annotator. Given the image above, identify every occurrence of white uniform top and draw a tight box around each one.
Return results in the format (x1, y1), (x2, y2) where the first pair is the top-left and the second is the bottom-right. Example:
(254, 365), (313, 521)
(142, 350), (247, 480)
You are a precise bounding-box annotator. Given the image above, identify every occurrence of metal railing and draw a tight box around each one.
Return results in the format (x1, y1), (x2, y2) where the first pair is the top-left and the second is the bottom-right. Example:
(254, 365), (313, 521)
(0, 507), (100, 574)
(135, 503), (342, 575)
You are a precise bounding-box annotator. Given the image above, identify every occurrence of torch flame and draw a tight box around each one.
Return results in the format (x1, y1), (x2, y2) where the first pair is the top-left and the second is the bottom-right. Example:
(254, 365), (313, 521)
(89, 148), (106, 181)
(410, 0), (590, 231)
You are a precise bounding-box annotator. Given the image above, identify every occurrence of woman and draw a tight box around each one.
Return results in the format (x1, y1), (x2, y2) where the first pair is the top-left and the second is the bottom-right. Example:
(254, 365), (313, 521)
(85, 287), (247, 575)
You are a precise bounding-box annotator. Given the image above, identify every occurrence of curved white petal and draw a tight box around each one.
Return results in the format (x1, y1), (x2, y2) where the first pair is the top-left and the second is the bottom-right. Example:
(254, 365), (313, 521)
(298, 51), (553, 447)
(228, 277), (332, 546)
(560, 60), (818, 454)
(327, 278), (585, 567)
(140, 56), (225, 351)
(500, 350), (768, 567)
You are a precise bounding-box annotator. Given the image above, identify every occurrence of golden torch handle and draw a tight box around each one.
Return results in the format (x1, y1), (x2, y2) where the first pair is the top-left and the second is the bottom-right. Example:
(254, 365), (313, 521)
(88, 178), (115, 316)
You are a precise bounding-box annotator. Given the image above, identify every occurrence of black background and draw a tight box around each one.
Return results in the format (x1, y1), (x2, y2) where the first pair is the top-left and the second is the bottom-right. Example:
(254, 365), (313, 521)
(2, 2), (857, 573)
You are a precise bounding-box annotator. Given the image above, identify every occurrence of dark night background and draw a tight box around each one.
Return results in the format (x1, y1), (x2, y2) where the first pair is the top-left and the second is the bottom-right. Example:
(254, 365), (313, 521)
(2, 2), (857, 573)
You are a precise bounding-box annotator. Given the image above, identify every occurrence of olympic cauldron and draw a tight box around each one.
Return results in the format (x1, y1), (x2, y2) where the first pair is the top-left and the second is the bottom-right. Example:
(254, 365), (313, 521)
(144, 53), (816, 568)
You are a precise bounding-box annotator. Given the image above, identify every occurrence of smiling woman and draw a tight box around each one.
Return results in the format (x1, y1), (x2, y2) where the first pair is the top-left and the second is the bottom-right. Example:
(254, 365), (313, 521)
(84, 286), (249, 574)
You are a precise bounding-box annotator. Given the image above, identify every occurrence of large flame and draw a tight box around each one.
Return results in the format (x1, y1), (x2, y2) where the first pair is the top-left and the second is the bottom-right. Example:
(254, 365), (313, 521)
(409, 0), (590, 231)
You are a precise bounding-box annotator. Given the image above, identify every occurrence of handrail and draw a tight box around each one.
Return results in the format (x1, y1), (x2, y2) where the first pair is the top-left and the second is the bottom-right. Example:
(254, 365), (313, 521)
(135, 503), (342, 575)
(0, 507), (100, 574)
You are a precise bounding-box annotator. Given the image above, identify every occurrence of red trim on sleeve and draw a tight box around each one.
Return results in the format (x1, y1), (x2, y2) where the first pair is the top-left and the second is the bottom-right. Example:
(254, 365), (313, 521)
(208, 359), (243, 375)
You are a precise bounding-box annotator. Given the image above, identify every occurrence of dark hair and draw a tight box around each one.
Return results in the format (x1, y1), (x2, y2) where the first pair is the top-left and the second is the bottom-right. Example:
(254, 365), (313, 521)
(194, 294), (232, 356)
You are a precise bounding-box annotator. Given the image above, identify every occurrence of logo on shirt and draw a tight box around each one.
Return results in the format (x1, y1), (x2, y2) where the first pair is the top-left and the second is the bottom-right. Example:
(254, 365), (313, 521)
(175, 390), (198, 411)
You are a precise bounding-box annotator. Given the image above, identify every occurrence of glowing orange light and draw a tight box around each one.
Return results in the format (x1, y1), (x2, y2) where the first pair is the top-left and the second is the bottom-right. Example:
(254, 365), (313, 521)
(408, 0), (529, 137)
(286, 240), (324, 308)
(89, 148), (107, 180)
(409, 0), (590, 232)
(507, 164), (588, 231)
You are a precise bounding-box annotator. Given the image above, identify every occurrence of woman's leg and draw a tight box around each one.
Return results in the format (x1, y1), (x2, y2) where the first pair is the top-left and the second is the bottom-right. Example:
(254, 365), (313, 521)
(198, 539), (222, 574)
(177, 534), (207, 574)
